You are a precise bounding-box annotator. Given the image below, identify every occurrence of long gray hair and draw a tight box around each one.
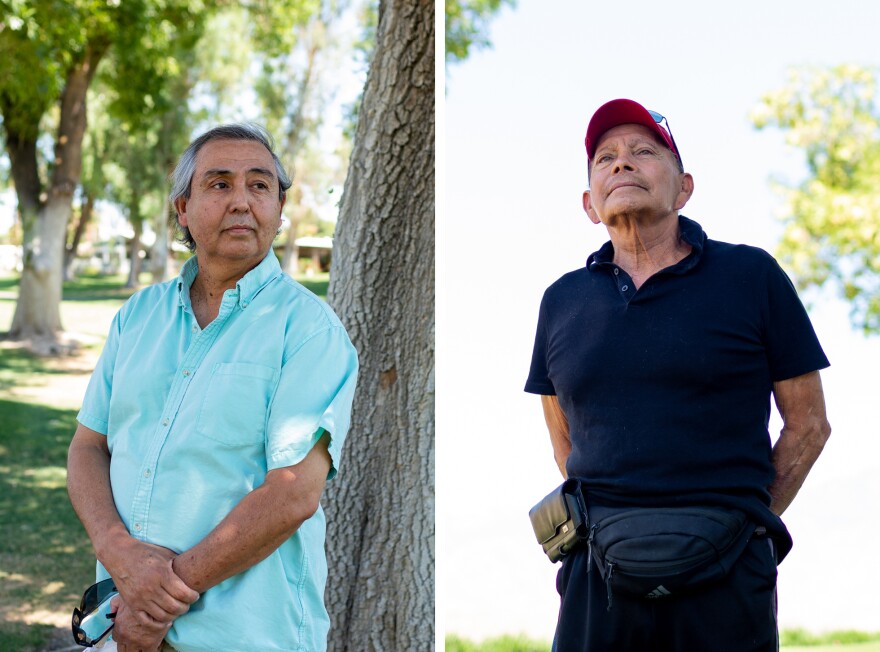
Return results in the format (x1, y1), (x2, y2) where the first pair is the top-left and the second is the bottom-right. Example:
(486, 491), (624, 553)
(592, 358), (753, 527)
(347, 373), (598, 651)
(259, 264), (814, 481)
(169, 123), (292, 252)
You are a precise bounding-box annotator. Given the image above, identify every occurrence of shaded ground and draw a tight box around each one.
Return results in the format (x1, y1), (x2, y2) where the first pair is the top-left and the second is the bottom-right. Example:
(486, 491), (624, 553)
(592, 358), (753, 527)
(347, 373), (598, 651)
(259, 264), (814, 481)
(0, 396), (96, 651)
(0, 276), (118, 652)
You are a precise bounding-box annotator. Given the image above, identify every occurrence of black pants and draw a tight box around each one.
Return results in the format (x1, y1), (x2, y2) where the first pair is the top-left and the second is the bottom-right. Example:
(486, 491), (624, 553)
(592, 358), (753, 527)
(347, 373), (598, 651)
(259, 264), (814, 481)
(553, 535), (779, 652)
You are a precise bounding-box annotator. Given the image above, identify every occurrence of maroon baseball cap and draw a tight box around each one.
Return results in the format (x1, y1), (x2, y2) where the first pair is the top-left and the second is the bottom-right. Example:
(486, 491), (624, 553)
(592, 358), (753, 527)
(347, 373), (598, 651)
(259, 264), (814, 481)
(585, 99), (681, 165)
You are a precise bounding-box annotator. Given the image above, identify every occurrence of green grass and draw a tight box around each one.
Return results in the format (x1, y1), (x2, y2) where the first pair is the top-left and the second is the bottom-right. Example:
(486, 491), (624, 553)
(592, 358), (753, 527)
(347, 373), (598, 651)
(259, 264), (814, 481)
(0, 273), (135, 650)
(445, 632), (880, 651)
(0, 398), (94, 651)
(446, 634), (552, 652)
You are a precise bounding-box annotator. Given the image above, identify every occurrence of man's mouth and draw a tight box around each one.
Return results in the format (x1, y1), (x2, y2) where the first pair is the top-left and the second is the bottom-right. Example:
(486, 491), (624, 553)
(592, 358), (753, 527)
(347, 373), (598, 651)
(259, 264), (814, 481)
(607, 182), (644, 196)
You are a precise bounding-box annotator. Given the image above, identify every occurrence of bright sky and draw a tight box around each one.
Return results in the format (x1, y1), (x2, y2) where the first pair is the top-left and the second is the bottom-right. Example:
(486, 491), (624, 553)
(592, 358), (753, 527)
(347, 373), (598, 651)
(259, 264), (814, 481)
(440, 0), (880, 642)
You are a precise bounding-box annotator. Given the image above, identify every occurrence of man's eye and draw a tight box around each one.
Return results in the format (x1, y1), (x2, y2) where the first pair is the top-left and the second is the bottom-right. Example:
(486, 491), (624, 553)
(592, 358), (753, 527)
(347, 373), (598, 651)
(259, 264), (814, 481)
(212, 181), (229, 189)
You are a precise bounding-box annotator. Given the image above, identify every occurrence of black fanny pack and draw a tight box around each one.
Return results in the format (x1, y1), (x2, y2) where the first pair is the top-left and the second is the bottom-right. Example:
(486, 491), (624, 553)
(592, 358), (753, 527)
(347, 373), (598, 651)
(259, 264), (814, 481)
(529, 481), (756, 607)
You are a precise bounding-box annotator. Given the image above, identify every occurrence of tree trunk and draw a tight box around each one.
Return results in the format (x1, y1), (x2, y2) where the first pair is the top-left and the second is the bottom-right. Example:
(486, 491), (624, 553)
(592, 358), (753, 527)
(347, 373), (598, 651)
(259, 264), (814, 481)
(151, 199), (171, 284)
(8, 40), (108, 346)
(280, 208), (301, 275)
(2, 127), (42, 228)
(125, 218), (143, 289)
(64, 193), (95, 281)
(324, 1), (435, 650)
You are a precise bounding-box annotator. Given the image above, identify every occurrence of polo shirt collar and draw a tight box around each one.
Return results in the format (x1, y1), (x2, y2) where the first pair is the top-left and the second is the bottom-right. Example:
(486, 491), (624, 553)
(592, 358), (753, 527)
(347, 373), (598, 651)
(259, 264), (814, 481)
(587, 215), (706, 274)
(177, 251), (283, 310)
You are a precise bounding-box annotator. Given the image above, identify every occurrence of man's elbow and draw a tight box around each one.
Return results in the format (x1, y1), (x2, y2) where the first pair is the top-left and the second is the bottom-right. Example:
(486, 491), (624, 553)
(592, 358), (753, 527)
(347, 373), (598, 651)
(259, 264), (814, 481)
(265, 471), (325, 533)
(817, 418), (832, 450)
(292, 491), (323, 524)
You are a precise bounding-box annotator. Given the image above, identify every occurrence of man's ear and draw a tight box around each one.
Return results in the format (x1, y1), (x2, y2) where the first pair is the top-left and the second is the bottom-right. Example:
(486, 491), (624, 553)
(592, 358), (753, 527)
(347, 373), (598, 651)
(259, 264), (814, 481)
(583, 190), (602, 225)
(174, 197), (189, 227)
(674, 173), (695, 211)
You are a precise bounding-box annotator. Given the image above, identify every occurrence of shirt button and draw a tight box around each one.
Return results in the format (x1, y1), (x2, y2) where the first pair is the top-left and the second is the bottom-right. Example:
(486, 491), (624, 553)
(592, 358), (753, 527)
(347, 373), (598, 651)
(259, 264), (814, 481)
(144, 469), (151, 478)
(614, 268), (620, 275)
(183, 369), (190, 377)
(162, 418), (169, 427)
(134, 523), (142, 532)
(621, 284), (629, 292)
(192, 325), (198, 333)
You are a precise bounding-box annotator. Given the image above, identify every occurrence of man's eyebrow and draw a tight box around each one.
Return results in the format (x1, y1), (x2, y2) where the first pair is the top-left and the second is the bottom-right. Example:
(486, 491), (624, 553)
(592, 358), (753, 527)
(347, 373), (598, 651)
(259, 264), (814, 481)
(247, 167), (276, 178)
(201, 167), (276, 178)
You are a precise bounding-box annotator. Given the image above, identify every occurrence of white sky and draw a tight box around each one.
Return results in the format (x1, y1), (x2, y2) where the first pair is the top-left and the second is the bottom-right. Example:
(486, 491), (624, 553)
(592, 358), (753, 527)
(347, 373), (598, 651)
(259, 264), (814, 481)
(440, 0), (880, 642)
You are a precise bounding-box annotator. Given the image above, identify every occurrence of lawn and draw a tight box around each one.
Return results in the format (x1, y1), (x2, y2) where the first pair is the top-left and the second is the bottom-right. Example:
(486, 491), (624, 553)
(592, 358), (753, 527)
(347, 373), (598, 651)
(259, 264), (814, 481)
(0, 271), (328, 651)
(446, 634), (880, 651)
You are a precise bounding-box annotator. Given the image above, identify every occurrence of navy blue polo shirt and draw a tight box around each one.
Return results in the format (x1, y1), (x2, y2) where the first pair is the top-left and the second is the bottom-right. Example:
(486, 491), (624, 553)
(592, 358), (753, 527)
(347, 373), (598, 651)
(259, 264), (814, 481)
(526, 216), (829, 552)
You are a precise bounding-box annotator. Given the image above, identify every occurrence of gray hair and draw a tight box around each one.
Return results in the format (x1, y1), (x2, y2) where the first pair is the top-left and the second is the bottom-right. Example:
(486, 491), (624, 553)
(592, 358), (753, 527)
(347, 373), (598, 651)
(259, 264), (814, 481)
(169, 123), (292, 252)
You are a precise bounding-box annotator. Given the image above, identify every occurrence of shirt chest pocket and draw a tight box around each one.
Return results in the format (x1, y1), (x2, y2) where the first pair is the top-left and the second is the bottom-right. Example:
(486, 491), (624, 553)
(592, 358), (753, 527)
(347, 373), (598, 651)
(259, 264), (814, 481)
(196, 362), (278, 446)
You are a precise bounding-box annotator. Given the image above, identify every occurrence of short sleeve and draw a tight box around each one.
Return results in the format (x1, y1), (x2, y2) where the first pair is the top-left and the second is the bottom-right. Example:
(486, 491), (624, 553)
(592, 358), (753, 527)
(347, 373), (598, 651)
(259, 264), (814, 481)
(265, 326), (358, 478)
(524, 293), (556, 395)
(77, 307), (125, 435)
(762, 257), (830, 381)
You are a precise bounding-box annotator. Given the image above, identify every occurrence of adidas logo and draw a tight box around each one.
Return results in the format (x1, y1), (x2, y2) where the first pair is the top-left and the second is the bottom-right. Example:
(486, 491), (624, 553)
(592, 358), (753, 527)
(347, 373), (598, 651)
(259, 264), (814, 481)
(645, 585), (672, 599)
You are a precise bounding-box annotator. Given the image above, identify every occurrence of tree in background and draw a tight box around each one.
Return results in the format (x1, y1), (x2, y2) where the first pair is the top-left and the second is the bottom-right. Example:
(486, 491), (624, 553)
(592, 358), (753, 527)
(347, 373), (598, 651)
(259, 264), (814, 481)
(323, 0), (434, 648)
(0, 0), (204, 349)
(752, 64), (880, 334)
(445, 0), (514, 64)
(254, 0), (354, 275)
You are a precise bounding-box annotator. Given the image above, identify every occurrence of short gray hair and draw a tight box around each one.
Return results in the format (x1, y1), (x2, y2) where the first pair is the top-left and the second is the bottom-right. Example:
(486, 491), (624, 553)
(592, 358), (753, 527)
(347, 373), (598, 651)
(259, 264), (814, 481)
(169, 123), (292, 252)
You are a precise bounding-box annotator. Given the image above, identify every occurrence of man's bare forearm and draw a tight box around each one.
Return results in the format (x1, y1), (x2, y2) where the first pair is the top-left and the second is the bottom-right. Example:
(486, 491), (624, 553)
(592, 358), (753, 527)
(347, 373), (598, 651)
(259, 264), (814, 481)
(769, 371), (831, 515)
(67, 425), (132, 562)
(541, 395), (571, 478)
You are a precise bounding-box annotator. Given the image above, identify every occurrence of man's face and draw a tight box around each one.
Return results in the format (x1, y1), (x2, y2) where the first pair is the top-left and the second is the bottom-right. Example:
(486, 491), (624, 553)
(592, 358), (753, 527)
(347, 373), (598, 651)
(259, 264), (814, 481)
(584, 123), (692, 227)
(175, 138), (285, 267)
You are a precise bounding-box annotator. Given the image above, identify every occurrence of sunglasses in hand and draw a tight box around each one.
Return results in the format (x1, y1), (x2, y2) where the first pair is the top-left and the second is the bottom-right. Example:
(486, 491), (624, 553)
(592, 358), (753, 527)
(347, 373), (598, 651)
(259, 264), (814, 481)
(72, 578), (118, 647)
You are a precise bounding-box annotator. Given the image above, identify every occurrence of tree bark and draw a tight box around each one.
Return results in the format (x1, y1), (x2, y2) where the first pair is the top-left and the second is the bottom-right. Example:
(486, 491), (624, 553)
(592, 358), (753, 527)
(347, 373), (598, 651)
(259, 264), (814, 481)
(1, 127), (42, 228)
(324, 1), (434, 650)
(125, 218), (143, 289)
(64, 193), (95, 281)
(150, 200), (172, 284)
(280, 212), (301, 275)
(8, 40), (108, 346)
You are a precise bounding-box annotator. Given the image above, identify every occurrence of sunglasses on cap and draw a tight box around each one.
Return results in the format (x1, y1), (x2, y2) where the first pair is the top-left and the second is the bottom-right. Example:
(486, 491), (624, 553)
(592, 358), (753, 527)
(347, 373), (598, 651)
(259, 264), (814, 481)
(647, 109), (682, 168)
(71, 578), (118, 646)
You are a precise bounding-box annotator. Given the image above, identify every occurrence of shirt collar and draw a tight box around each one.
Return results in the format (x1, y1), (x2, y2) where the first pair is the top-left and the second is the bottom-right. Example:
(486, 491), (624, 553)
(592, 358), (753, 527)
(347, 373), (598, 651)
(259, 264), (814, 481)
(177, 251), (283, 310)
(587, 215), (706, 273)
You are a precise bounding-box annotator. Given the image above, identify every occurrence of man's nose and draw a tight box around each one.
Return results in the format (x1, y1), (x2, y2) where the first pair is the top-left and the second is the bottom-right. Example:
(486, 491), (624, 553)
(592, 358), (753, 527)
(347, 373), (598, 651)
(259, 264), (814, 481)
(229, 182), (250, 212)
(612, 153), (635, 174)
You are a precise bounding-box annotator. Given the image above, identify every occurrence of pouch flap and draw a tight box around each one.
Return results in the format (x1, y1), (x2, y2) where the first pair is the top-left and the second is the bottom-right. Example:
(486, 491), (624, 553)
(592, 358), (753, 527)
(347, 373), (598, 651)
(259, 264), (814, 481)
(528, 479), (581, 545)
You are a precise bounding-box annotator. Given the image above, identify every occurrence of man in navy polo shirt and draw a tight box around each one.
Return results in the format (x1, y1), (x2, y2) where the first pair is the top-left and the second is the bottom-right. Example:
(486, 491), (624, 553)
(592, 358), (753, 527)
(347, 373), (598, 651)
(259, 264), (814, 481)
(525, 99), (831, 651)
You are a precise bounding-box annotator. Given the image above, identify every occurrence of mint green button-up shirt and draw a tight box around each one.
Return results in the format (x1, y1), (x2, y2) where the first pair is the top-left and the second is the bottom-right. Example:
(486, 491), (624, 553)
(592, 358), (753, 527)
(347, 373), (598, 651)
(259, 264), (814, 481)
(77, 253), (358, 652)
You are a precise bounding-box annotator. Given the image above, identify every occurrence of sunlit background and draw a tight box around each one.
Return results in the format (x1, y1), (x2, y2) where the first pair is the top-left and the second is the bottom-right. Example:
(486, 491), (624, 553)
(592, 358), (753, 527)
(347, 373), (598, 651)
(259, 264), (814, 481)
(441, 0), (880, 642)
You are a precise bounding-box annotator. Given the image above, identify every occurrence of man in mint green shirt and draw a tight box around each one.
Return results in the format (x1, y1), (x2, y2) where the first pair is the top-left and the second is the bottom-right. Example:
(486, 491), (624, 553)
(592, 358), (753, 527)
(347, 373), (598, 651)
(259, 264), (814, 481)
(68, 124), (358, 652)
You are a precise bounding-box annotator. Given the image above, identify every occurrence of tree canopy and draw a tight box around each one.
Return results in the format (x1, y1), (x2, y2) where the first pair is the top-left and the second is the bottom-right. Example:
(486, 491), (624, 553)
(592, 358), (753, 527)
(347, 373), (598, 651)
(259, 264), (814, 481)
(752, 64), (880, 334)
(445, 0), (513, 64)
(1, 0), (366, 344)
